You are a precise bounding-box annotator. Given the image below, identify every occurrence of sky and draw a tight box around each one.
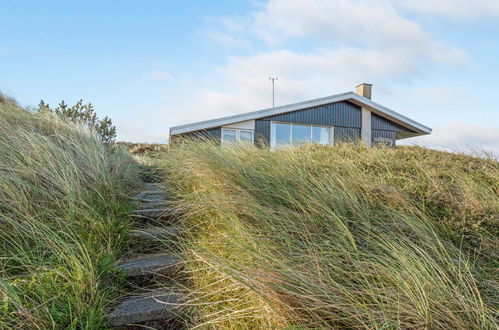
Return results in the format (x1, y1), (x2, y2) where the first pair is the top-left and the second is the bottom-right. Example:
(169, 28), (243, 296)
(1, 0), (498, 155)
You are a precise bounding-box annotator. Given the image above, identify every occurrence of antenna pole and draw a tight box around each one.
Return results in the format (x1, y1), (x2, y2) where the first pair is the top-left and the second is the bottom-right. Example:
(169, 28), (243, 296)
(269, 76), (278, 107)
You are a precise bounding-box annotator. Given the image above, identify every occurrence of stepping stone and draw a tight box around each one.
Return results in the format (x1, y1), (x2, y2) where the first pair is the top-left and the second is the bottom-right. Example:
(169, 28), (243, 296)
(118, 254), (182, 278)
(133, 194), (167, 203)
(130, 226), (181, 240)
(108, 292), (183, 326)
(131, 208), (170, 220)
(141, 191), (166, 196)
(134, 199), (167, 209)
(132, 183), (166, 200)
(143, 183), (164, 192)
(133, 192), (167, 201)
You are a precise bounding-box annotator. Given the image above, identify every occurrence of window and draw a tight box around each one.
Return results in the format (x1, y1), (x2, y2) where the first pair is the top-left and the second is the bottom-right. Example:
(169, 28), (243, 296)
(270, 122), (332, 149)
(275, 123), (290, 145)
(222, 129), (237, 144)
(312, 126), (330, 144)
(222, 128), (254, 145)
(292, 124), (311, 145)
(239, 130), (254, 144)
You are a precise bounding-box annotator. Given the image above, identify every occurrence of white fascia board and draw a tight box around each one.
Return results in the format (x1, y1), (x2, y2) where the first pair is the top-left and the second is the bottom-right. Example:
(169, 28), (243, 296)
(170, 91), (432, 136)
(169, 92), (353, 135)
(223, 119), (255, 130)
(348, 94), (432, 134)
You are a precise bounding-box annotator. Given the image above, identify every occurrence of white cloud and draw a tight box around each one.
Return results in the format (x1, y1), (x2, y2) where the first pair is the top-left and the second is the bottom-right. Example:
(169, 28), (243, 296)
(401, 122), (499, 157)
(116, 119), (168, 143)
(252, 0), (422, 44)
(126, 0), (497, 150)
(164, 0), (469, 126)
(418, 85), (470, 104)
(158, 47), (423, 129)
(202, 0), (468, 67)
(247, 0), (467, 65)
(395, 0), (499, 20)
(158, 46), (462, 135)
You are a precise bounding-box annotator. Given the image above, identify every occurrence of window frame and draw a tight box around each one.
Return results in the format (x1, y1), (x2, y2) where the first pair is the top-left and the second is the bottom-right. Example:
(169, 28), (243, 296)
(270, 121), (334, 149)
(221, 128), (237, 144)
(238, 129), (254, 144)
(221, 128), (254, 145)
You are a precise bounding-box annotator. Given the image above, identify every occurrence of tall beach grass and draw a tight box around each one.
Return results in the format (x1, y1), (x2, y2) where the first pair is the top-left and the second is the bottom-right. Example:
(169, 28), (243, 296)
(0, 99), (141, 328)
(161, 141), (498, 329)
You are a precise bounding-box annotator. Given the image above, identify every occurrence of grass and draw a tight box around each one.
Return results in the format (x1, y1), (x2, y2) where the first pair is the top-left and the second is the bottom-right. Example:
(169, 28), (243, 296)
(160, 141), (498, 329)
(118, 142), (169, 182)
(118, 142), (168, 158)
(2, 92), (496, 329)
(0, 98), (141, 328)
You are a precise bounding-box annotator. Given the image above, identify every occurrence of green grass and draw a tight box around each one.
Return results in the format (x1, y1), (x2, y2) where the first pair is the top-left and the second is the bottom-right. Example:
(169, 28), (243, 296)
(0, 99), (141, 328)
(160, 141), (498, 329)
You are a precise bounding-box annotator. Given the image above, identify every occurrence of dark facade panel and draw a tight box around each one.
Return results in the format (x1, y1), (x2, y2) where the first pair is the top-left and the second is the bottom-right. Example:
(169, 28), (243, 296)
(334, 127), (361, 143)
(372, 129), (396, 146)
(372, 113), (412, 132)
(254, 119), (270, 147)
(261, 101), (361, 128)
(172, 102), (409, 147)
(254, 101), (361, 145)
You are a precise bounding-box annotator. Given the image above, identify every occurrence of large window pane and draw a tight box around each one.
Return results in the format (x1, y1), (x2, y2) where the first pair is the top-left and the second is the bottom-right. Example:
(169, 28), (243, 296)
(275, 123), (290, 145)
(239, 130), (253, 143)
(312, 126), (330, 144)
(271, 122), (333, 148)
(222, 129), (236, 144)
(292, 124), (311, 145)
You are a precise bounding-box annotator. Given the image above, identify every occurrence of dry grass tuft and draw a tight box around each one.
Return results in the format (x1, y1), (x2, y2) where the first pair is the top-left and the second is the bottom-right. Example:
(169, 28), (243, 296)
(0, 101), (141, 328)
(160, 141), (498, 329)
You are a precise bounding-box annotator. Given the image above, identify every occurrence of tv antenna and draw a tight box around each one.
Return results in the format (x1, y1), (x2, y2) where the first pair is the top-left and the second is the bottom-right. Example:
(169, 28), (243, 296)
(269, 76), (278, 108)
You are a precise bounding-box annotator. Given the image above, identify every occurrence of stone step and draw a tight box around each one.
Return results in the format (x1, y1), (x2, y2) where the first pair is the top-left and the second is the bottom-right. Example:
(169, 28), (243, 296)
(117, 254), (182, 278)
(140, 189), (164, 196)
(130, 226), (181, 241)
(131, 208), (170, 220)
(133, 201), (168, 211)
(132, 183), (166, 200)
(133, 194), (167, 203)
(144, 183), (163, 190)
(108, 291), (183, 326)
(132, 192), (167, 201)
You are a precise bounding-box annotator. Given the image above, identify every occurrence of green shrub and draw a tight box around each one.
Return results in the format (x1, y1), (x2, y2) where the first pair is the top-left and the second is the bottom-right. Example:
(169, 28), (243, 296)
(37, 99), (117, 145)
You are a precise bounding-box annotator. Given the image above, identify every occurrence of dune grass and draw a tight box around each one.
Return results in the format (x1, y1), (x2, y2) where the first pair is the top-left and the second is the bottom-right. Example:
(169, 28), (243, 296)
(161, 141), (498, 329)
(0, 100), (141, 328)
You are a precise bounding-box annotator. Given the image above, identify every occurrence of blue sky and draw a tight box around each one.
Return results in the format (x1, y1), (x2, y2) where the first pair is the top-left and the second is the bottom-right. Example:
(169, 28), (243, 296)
(1, 0), (498, 154)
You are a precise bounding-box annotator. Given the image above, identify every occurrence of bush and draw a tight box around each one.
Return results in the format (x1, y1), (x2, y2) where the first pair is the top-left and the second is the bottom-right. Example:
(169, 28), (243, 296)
(37, 99), (117, 145)
(161, 142), (498, 329)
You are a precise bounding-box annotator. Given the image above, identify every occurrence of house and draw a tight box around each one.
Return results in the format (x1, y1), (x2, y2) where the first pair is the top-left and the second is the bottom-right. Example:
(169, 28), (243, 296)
(169, 84), (431, 148)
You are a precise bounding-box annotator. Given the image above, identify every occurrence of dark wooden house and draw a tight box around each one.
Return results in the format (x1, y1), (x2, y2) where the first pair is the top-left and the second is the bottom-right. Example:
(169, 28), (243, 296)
(169, 84), (431, 148)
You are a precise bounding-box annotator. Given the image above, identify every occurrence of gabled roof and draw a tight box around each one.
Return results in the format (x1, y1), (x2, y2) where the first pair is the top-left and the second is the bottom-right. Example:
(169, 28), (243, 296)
(170, 91), (432, 137)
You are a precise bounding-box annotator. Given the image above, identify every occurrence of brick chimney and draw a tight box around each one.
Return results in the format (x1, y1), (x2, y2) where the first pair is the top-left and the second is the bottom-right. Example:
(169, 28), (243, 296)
(355, 83), (373, 100)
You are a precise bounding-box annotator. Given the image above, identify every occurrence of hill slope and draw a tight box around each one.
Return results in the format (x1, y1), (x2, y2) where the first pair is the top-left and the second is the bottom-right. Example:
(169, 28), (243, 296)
(162, 142), (498, 329)
(0, 99), (140, 328)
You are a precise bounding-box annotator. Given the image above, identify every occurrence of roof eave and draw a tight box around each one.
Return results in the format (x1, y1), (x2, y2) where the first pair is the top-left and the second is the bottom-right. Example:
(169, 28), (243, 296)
(347, 94), (432, 135)
(170, 91), (432, 136)
(170, 92), (353, 135)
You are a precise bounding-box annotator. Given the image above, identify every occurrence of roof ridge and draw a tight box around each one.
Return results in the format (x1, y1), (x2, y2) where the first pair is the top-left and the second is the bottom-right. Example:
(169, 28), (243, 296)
(170, 91), (431, 136)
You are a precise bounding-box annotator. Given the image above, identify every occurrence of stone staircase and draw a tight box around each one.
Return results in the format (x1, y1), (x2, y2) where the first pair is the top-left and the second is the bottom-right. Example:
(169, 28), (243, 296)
(107, 182), (186, 329)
